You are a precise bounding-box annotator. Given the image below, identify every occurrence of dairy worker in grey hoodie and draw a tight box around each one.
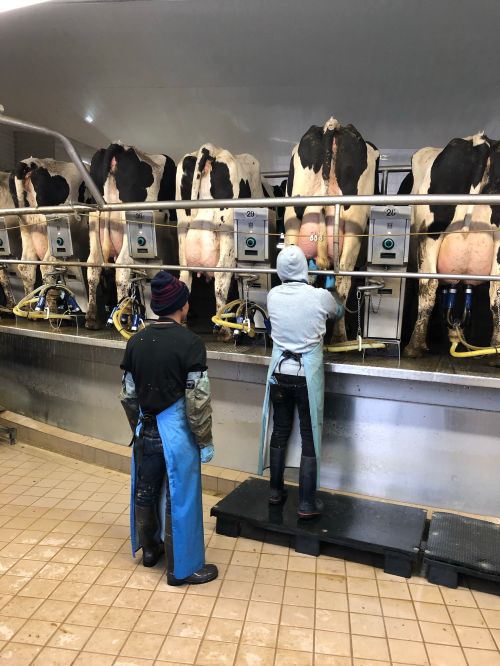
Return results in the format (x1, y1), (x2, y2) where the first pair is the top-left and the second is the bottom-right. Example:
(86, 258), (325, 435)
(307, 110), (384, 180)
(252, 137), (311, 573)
(258, 245), (344, 518)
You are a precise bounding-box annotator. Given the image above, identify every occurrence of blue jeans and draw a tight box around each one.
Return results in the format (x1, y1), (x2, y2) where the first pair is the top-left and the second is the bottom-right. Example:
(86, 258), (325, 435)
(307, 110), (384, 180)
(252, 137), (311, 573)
(134, 419), (167, 507)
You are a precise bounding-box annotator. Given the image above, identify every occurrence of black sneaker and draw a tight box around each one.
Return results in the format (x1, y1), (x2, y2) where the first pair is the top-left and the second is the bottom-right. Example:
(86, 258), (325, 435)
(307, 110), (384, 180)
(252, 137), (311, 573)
(167, 563), (218, 586)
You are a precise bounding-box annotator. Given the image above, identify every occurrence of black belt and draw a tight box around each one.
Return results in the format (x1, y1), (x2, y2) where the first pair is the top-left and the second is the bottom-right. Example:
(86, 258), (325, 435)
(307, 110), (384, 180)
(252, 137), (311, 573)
(275, 350), (303, 375)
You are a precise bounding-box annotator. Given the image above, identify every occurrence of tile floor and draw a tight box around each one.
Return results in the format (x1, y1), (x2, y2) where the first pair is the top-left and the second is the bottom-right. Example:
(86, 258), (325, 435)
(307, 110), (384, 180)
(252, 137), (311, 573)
(0, 442), (498, 665)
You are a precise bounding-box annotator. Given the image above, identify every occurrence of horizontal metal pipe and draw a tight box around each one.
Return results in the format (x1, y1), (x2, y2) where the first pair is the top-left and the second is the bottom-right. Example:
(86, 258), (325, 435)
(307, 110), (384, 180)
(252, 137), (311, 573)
(1, 257), (499, 282)
(3, 192), (500, 217)
(0, 112), (105, 207)
(261, 165), (410, 179)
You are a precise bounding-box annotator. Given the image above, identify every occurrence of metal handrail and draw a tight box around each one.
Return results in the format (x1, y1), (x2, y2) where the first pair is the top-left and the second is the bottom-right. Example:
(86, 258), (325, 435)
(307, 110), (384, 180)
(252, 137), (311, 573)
(1, 257), (499, 283)
(3, 192), (500, 217)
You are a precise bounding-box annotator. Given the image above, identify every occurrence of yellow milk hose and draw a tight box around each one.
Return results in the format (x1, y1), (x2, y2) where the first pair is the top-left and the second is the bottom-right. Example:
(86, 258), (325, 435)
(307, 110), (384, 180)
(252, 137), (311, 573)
(449, 327), (500, 357)
(13, 284), (74, 321)
(112, 296), (146, 340)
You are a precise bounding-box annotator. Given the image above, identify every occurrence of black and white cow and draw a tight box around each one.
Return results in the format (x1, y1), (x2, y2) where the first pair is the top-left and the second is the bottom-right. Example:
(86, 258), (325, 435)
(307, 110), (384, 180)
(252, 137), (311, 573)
(176, 143), (264, 319)
(285, 117), (379, 341)
(0, 172), (22, 308)
(86, 143), (177, 329)
(10, 158), (91, 297)
(404, 133), (500, 357)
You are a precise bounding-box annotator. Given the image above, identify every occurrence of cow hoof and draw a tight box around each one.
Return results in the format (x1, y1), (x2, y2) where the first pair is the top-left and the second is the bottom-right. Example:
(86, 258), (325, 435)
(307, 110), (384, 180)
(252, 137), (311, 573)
(216, 328), (233, 343)
(85, 319), (102, 331)
(402, 346), (425, 359)
(315, 258), (330, 271)
(487, 355), (500, 367)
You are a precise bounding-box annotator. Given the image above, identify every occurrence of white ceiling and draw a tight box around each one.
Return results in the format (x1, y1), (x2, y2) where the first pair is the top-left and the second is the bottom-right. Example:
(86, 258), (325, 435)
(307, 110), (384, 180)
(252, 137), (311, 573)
(0, 0), (499, 170)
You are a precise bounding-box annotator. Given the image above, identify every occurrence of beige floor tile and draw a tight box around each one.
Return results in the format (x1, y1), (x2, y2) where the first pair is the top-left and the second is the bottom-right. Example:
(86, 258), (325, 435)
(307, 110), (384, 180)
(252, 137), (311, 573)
(448, 605), (486, 627)
(235, 644), (275, 666)
(377, 580), (411, 600)
(19, 578), (60, 599)
(169, 614), (209, 639)
(0, 616), (27, 640)
(7, 560), (45, 578)
(419, 621), (459, 646)
(32, 646), (77, 665)
(348, 577), (378, 597)
(65, 603), (108, 627)
(94, 568), (132, 587)
(119, 630), (164, 659)
(125, 569), (163, 591)
(73, 651), (115, 665)
(113, 587), (152, 610)
(463, 647), (500, 666)
(385, 616), (422, 642)
(277, 625), (313, 652)
(259, 553), (288, 571)
(185, 578), (222, 597)
(472, 591), (500, 611)
(315, 608), (349, 633)
(79, 551), (114, 567)
(0, 642), (42, 664)
(275, 648), (312, 665)
(223, 564), (257, 582)
(11, 618), (60, 646)
(241, 621), (278, 647)
(315, 629), (351, 656)
(388, 638), (429, 664)
(251, 583), (284, 604)
(409, 584), (443, 604)
(204, 617), (242, 643)
(352, 635), (390, 661)
(50, 582), (91, 603)
(280, 605), (314, 629)
(314, 655), (351, 666)
(413, 601), (450, 624)
(219, 579), (253, 600)
(211, 597), (248, 620)
(284, 570), (314, 589)
(284, 586), (315, 608)
(483, 609), (500, 629)
(345, 562), (376, 579)
(0, 595), (44, 619)
(287, 556), (316, 573)
(380, 597), (416, 619)
(146, 590), (184, 614)
(99, 606), (141, 631)
(493, 628), (500, 650)
(134, 610), (174, 634)
(115, 657), (154, 666)
(316, 558), (346, 576)
(246, 600), (281, 625)
(354, 660), (390, 666)
(425, 642), (467, 666)
(350, 612), (385, 637)
(25, 545), (61, 561)
(157, 635), (200, 663)
(80, 584), (121, 607)
(316, 573), (347, 593)
(65, 565), (103, 584)
(348, 594), (382, 615)
(52, 548), (88, 565)
(31, 599), (75, 623)
(0, 575), (29, 594)
(231, 551), (260, 567)
(234, 537), (262, 553)
(48, 623), (95, 650)
(455, 624), (497, 649)
(36, 562), (75, 580)
(83, 627), (128, 655)
(179, 595), (216, 617)
(196, 639), (238, 665)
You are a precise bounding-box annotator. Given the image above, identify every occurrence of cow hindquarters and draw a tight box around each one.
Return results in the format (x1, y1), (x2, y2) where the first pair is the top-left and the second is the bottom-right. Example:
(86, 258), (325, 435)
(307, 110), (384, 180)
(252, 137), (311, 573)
(488, 230), (500, 363)
(404, 235), (443, 358)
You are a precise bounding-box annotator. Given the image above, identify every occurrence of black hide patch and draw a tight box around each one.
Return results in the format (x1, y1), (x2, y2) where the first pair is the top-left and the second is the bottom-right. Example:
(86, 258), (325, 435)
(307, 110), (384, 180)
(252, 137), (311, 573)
(180, 155), (196, 216)
(89, 148), (108, 199)
(428, 138), (479, 238)
(238, 179), (251, 198)
(297, 125), (324, 173)
(287, 158), (294, 196)
(497, 246), (500, 265)
(398, 171), (414, 195)
(481, 139), (500, 227)
(8, 171), (20, 208)
(210, 161), (233, 199)
(366, 141), (380, 195)
(158, 155), (177, 222)
(114, 149), (154, 203)
(333, 124), (368, 211)
(30, 167), (70, 206)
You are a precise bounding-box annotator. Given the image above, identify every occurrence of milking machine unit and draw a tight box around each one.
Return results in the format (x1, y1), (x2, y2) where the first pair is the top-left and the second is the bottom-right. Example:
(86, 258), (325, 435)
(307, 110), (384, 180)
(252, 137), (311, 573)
(13, 214), (88, 324)
(212, 207), (275, 342)
(362, 205), (411, 355)
(0, 216), (24, 312)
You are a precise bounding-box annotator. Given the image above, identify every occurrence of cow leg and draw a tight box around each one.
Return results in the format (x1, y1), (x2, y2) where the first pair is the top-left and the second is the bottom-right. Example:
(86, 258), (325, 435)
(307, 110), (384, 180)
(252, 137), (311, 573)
(85, 212), (104, 330)
(284, 207), (302, 247)
(177, 223), (192, 292)
(316, 212), (329, 271)
(214, 229), (235, 342)
(39, 249), (59, 312)
(488, 231), (500, 364)
(0, 267), (15, 309)
(115, 234), (133, 303)
(330, 216), (364, 343)
(17, 221), (38, 297)
(404, 235), (443, 358)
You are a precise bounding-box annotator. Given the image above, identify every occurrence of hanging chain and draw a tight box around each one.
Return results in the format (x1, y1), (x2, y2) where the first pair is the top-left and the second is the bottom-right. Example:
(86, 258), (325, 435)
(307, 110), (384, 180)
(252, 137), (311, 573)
(357, 290), (363, 351)
(497, 289), (500, 325)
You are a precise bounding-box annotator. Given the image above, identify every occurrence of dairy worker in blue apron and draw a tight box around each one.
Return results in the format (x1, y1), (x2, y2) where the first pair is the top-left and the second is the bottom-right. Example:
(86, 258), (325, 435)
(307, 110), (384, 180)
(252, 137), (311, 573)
(259, 246), (344, 518)
(120, 270), (217, 586)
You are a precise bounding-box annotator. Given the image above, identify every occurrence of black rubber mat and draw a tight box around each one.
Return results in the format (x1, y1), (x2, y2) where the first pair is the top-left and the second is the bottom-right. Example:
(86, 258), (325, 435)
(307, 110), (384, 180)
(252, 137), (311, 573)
(211, 477), (426, 578)
(424, 512), (500, 588)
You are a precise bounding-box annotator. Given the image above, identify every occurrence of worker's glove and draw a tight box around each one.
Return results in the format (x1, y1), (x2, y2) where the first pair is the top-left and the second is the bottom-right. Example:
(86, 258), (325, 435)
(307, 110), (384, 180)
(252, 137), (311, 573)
(200, 443), (215, 464)
(324, 275), (335, 290)
(308, 259), (318, 285)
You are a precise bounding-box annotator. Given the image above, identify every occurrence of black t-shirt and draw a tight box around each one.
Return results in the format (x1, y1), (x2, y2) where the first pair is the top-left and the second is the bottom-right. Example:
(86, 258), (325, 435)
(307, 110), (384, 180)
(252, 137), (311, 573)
(120, 319), (207, 415)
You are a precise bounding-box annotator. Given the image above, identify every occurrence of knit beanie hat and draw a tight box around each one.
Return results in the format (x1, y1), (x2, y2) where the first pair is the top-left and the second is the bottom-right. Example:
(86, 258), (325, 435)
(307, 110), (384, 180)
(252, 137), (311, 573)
(150, 271), (190, 316)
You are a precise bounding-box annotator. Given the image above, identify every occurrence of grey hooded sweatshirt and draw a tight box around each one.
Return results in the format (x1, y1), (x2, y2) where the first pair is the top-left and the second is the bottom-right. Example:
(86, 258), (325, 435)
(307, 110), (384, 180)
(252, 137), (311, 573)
(267, 246), (343, 361)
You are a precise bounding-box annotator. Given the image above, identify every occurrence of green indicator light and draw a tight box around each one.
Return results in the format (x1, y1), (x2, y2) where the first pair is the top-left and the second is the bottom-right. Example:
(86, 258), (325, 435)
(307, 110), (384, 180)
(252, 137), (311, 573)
(246, 237), (256, 248)
(382, 238), (395, 250)
(137, 236), (146, 247)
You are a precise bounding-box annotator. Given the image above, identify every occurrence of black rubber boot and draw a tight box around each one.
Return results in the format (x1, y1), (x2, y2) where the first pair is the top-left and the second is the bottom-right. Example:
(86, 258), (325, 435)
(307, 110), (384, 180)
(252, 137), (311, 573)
(297, 455), (324, 519)
(135, 504), (164, 567)
(167, 563), (219, 587)
(269, 447), (288, 505)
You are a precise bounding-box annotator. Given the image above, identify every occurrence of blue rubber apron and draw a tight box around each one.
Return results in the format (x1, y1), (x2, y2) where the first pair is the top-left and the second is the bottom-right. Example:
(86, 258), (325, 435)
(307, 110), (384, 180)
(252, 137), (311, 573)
(130, 398), (205, 580)
(258, 341), (325, 487)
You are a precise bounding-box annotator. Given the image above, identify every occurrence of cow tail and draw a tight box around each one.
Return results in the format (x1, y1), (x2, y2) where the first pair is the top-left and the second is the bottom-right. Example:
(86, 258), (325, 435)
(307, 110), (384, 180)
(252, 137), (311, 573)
(191, 144), (213, 202)
(322, 117), (340, 193)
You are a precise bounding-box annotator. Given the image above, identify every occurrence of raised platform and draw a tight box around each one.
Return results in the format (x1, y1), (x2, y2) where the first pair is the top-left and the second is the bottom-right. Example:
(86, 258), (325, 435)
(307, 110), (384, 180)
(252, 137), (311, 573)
(211, 477), (427, 578)
(424, 512), (500, 589)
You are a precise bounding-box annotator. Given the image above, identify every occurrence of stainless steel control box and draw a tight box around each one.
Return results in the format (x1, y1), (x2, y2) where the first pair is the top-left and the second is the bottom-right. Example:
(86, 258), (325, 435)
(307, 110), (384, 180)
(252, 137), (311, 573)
(0, 217), (11, 256)
(367, 205), (410, 266)
(126, 211), (157, 259)
(46, 214), (74, 258)
(363, 268), (407, 341)
(234, 208), (269, 262)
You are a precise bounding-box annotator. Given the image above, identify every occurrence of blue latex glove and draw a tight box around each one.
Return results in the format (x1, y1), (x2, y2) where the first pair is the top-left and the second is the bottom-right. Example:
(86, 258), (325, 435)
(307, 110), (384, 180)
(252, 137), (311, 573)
(324, 275), (336, 290)
(200, 443), (214, 464)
